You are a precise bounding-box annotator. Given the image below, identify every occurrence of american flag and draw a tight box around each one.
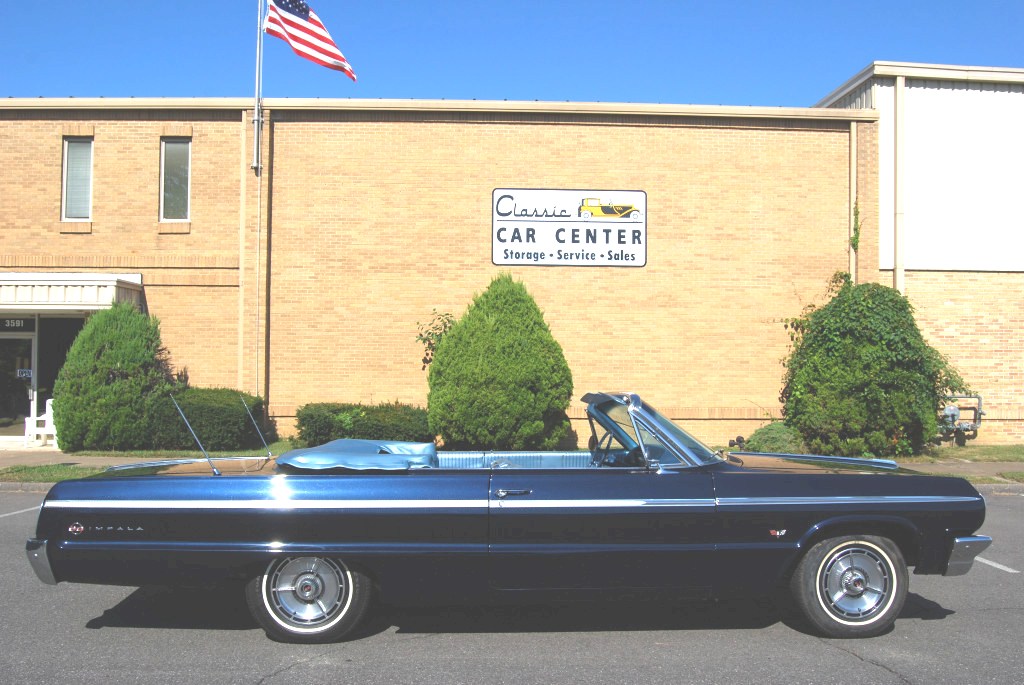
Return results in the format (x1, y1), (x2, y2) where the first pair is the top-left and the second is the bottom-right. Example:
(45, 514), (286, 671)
(264, 0), (357, 81)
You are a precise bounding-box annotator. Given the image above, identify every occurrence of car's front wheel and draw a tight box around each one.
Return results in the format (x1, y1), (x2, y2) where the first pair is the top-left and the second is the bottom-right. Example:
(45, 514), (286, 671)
(245, 556), (372, 643)
(790, 535), (907, 638)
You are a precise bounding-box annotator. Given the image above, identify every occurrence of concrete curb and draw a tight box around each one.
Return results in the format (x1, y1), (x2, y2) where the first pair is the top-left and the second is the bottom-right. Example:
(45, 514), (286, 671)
(0, 481), (53, 493)
(976, 483), (1024, 495)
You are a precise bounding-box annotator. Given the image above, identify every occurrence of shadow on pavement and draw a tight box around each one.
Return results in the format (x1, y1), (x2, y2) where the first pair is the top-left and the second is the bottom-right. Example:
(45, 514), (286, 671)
(83, 586), (953, 640)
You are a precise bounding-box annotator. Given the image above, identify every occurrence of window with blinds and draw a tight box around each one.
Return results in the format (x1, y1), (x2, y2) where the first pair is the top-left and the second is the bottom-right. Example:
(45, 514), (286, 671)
(160, 138), (191, 221)
(62, 138), (93, 221)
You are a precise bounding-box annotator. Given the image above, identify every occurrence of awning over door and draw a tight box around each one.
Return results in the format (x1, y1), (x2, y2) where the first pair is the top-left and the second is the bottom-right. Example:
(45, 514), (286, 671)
(0, 272), (143, 311)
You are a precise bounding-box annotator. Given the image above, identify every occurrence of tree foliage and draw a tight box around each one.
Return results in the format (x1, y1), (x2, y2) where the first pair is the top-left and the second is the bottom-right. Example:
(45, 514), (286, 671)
(781, 274), (967, 457)
(53, 302), (176, 451)
(427, 274), (574, 450)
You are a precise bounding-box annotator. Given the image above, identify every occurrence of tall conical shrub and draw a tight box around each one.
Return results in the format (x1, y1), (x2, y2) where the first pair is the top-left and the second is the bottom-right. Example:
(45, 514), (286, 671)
(53, 302), (175, 451)
(428, 274), (573, 450)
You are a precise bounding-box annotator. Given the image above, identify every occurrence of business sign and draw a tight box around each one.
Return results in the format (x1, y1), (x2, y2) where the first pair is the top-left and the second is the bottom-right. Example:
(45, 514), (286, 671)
(492, 189), (647, 267)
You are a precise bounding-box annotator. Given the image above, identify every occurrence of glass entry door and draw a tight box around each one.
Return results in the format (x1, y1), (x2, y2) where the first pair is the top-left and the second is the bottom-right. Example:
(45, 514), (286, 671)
(0, 338), (33, 436)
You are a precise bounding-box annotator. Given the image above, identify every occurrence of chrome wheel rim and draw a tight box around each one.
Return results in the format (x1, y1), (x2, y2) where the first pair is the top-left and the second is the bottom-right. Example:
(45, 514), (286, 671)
(264, 557), (351, 632)
(818, 544), (892, 622)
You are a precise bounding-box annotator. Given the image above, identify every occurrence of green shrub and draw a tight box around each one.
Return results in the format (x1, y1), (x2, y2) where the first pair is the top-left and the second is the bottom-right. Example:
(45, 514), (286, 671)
(146, 387), (276, 451)
(744, 422), (806, 454)
(295, 401), (432, 446)
(427, 274), (574, 450)
(781, 274), (967, 457)
(53, 303), (175, 451)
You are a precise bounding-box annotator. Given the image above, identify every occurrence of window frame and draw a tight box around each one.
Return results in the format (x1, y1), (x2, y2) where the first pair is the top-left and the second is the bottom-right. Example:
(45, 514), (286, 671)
(159, 137), (191, 222)
(61, 137), (93, 222)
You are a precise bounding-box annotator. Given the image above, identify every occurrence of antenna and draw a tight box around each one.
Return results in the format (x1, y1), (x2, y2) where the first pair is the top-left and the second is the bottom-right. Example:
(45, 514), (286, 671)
(239, 395), (273, 459)
(169, 394), (221, 476)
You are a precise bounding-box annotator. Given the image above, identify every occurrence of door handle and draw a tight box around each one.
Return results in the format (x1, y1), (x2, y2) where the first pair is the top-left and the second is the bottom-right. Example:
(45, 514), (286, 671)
(495, 488), (532, 499)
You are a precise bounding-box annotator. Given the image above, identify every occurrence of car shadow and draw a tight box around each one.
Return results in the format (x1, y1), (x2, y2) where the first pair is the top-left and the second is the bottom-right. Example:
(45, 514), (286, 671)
(86, 585), (256, 632)
(364, 598), (783, 638)
(778, 591), (955, 637)
(84, 587), (954, 639)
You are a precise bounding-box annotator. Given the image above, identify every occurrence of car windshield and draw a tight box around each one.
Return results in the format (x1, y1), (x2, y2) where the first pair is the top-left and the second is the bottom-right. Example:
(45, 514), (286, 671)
(639, 401), (722, 465)
(590, 397), (722, 466)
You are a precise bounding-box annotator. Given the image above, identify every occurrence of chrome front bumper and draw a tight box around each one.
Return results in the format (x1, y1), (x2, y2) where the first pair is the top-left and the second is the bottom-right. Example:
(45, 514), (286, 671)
(26, 538), (57, 585)
(944, 535), (993, 576)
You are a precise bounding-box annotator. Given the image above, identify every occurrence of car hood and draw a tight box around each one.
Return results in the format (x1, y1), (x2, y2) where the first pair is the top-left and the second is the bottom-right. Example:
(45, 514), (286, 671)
(720, 451), (922, 476)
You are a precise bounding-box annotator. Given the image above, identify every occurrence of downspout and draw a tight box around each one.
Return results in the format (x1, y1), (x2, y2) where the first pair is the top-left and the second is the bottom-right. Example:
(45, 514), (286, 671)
(893, 75), (906, 294)
(849, 121), (858, 283)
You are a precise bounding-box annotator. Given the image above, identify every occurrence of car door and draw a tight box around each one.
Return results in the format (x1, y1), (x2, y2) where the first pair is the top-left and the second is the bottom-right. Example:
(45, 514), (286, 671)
(488, 465), (718, 595)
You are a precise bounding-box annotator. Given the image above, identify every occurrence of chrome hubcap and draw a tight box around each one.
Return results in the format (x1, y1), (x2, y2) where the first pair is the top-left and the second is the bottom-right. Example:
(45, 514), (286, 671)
(821, 546), (890, 620)
(267, 557), (347, 628)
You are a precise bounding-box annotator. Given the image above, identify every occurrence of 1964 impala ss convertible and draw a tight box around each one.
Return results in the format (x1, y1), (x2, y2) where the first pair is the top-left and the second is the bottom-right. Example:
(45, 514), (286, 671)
(27, 392), (991, 642)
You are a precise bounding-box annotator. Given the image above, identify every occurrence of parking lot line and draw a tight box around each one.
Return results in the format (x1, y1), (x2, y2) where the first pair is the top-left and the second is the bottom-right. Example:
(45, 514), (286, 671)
(0, 506), (39, 519)
(977, 557), (1020, 574)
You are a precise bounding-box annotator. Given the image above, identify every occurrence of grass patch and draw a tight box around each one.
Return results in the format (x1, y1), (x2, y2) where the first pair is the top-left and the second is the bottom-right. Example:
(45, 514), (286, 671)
(900, 444), (1024, 464)
(997, 471), (1024, 483)
(0, 464), (107, 482)
(70, 439), (293, 460)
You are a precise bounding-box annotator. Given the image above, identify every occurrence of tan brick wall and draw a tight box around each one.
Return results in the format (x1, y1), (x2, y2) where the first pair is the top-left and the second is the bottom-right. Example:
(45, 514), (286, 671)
(0, 110), (249, 394)
(9, 104), (1019, 448)
(901, 271), (1024, 444)
(263, 111), (874, 445)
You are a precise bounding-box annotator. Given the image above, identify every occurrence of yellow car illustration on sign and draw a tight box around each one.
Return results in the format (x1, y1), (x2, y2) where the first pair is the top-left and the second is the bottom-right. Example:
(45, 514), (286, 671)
(578, 198), (641, 220)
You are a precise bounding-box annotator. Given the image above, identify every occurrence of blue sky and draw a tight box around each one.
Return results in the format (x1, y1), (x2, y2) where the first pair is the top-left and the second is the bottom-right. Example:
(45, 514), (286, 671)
(4, 1), (1022, 106)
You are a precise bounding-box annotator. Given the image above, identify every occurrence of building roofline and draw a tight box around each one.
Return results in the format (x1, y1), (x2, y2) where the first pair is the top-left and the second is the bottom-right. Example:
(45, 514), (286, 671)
(0, 97), (877, 121)
(817, 61), (1024, 107)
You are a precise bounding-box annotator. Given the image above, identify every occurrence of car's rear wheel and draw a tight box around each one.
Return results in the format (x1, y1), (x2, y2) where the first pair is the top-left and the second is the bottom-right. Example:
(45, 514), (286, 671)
(629, 210), (640, 219)
(581, 210), (592, 219)
(790, 535), (907, 638)
(245, 556), (372, 643)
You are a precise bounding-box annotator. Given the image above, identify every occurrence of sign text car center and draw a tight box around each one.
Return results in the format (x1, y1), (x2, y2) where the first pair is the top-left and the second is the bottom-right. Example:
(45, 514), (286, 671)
(492, 189), (647, 267)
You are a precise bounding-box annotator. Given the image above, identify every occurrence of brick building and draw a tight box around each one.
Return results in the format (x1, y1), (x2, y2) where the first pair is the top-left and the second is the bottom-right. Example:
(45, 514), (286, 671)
(1, 61), (1019, 445)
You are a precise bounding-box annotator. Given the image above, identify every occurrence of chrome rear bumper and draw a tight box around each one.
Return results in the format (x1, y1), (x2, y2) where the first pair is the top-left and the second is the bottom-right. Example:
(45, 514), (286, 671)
(944, 535), (993, 576)
(26, 538), (57, 585)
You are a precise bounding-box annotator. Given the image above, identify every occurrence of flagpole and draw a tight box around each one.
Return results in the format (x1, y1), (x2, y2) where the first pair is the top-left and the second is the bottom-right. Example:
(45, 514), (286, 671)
(251, 0), (265, 173)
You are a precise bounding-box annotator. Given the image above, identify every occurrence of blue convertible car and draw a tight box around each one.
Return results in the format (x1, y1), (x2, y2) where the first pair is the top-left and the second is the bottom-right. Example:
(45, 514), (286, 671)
(27, 392), (990, 642)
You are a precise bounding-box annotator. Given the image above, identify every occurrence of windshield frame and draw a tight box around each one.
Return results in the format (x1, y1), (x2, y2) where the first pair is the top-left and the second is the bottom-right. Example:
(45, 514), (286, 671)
(584, 393), (724, 468)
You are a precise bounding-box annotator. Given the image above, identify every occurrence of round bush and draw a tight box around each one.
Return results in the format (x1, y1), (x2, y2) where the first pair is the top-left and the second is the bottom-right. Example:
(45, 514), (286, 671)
(428, 274), (573, 450)
(53, 303), (175, 451)
(744, 422), (806, 454)
(781, 276), (967, 457)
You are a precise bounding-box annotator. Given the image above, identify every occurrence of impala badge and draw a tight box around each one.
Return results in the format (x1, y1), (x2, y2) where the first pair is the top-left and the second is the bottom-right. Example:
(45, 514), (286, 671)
(769, 529), (787, 538)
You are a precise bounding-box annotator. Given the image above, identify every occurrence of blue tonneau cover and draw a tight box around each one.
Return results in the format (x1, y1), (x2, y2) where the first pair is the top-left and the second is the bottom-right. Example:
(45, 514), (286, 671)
(277, 439), (438, 471)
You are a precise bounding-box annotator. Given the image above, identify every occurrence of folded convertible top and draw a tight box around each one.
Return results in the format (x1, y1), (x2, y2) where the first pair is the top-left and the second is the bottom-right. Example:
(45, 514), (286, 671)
(277, 438), (438, 472)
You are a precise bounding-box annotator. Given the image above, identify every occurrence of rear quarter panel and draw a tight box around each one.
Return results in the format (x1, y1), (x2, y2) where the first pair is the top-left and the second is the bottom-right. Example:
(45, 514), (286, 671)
(37, 471), (490, 604)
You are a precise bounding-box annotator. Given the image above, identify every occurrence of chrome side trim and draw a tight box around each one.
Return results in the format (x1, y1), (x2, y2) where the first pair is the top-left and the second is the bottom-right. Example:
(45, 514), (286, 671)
(46, 497), (718, 511)
(944, 535), (993, 576)
(491, 498), (717, 509)
(717, 495), (982, 507)
(26, 538), (57, 585)
(44, 499), (488, 510)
